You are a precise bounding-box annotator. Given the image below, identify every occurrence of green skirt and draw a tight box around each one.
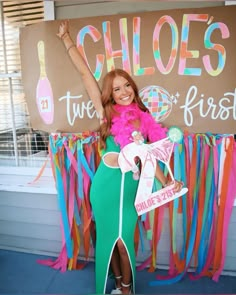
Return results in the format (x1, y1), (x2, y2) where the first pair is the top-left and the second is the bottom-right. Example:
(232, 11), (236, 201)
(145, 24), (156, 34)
(90, 136), (139, 294)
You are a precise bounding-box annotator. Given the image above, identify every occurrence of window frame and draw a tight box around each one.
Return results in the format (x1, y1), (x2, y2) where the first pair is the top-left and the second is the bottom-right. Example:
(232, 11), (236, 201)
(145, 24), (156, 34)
(0, 1), (55, 192)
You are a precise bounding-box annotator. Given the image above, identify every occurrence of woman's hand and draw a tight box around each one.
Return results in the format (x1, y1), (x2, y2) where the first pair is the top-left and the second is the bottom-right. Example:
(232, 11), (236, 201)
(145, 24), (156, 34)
(165, 180), (183, 193)
(57, 20), (69, 39)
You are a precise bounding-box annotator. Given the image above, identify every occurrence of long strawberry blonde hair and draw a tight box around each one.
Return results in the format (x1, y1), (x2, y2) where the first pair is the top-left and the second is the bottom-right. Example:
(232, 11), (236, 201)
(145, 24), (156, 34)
(99, 69), (149, 149)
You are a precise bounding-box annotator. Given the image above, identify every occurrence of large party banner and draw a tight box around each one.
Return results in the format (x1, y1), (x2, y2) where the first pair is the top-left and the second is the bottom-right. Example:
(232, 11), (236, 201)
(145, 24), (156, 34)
(20, 5), (236, 134)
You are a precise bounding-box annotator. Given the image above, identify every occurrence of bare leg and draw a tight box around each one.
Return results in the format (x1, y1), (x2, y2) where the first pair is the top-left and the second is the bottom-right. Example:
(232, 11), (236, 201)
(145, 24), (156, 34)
(110, 246), (122, 289)
(117, 239), (132, 294)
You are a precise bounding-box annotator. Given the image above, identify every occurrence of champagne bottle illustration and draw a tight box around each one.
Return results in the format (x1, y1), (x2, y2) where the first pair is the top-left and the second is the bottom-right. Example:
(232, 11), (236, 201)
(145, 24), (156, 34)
(36, 40), (54, 125)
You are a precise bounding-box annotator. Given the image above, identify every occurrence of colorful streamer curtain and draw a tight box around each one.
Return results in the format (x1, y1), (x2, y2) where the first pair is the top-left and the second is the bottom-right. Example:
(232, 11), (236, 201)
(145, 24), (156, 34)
(38, 132), (236, 284)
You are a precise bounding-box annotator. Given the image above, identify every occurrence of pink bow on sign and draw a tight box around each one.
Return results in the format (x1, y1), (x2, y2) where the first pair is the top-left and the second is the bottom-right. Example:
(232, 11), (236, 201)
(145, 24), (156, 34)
(118, 137), (188, 216)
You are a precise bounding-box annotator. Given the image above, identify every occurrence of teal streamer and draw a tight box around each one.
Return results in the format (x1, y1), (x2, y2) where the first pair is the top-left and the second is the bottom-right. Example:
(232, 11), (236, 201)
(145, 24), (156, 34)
(50, 137), (73, 259)
(179, 141), (188, 260)
(172, 145), (181, 254)
(80, 138), (94, 180)
(77, 141), (84, 199)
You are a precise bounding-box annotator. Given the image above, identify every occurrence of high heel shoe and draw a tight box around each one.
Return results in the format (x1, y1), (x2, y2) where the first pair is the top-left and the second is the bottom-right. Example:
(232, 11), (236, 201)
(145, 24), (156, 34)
(110, 287), (122, 295)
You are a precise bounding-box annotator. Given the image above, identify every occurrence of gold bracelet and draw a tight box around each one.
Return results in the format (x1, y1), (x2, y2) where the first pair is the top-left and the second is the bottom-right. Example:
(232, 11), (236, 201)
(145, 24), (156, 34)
(66, 44), (76, 53)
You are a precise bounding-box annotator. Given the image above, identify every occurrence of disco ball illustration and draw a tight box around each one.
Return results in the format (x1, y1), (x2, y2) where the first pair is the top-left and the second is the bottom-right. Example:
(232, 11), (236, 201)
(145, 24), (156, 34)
(139, 85), (173, 122)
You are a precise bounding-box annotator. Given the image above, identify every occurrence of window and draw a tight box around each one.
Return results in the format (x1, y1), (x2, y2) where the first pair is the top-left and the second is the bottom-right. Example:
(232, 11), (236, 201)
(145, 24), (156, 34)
(0, 1), (49, 167)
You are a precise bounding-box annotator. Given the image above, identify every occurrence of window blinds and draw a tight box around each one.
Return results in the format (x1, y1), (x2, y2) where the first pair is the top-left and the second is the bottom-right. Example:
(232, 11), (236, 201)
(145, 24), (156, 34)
(0, 1), (48, 167)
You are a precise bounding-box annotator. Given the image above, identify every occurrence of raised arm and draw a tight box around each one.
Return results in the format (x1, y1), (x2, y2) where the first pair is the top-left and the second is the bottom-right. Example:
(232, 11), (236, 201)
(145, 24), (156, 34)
(57, 21), (104, 121)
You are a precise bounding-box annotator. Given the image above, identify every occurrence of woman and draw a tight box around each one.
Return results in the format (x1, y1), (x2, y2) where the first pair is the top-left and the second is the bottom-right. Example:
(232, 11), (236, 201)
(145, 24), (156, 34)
(57, 21), (183, 294)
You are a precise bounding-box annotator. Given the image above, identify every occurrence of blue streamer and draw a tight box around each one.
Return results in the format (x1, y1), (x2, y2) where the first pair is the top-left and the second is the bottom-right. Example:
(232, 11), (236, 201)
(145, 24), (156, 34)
(53, 151), (73, 259)
(138, 220), (145, 252)
(74, 197), (82, 226)
(188, 135), (193, 161)
(149, 191), (199, 286)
